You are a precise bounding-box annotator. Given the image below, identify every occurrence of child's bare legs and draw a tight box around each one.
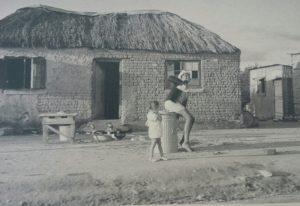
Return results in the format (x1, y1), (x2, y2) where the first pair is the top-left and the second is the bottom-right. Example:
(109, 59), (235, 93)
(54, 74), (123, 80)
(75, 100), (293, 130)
(149, 139), (157, 161)
(178, 109), (195, 152)
(157, 139), (167, 160)
(149, 138), (167, 161)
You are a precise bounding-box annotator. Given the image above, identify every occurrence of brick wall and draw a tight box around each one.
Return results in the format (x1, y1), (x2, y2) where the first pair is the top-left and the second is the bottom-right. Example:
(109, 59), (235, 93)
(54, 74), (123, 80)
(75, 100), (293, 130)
(120, 51), (241, 122)
(0, 48), (94, 125)
(0, 48), (241, 125)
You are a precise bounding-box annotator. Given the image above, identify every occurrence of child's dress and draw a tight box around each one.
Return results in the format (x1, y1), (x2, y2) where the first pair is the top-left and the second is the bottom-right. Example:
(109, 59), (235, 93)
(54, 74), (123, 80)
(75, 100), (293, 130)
(146, 110), (162, 139)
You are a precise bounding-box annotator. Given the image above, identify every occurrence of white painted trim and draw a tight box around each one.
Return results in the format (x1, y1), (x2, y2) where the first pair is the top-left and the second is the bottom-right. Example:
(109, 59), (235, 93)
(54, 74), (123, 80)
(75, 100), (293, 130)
(188, 88), (205, 93)
(164, 88), (205, 93)
(3, 89), (47, 95)
(30, 58), (34, 88)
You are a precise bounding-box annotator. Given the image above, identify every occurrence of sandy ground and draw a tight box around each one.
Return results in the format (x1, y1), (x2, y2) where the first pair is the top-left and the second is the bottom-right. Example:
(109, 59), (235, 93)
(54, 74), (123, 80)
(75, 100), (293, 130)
(0, 127), (300, 205)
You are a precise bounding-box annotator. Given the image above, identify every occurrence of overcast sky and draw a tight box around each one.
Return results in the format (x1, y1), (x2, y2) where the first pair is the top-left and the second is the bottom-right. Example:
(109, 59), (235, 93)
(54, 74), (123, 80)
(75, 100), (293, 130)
(1, 0), (300, 69)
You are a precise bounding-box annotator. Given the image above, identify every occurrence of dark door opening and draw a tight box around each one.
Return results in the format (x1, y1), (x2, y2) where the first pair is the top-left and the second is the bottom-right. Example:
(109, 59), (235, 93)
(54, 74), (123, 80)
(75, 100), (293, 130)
(93, 61), (120, 120)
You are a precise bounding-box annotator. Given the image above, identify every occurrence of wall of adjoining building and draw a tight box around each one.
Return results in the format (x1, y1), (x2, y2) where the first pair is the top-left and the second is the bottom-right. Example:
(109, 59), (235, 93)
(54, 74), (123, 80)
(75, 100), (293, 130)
(292, 54), (300, 116)
(249, 65), (293, 120)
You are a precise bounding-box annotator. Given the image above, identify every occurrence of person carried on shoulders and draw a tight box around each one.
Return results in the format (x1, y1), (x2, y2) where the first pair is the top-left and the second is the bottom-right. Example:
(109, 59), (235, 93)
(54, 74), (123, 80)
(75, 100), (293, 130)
(164, 70), (195, 152)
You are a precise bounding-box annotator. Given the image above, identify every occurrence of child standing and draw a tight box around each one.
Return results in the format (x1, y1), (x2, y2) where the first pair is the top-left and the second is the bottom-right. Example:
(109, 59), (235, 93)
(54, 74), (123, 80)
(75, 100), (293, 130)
(146, 101), (168, 162)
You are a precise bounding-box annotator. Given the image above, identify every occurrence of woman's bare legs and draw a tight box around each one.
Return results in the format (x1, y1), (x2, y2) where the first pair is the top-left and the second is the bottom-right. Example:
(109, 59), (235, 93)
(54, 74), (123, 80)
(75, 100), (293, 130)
(178, 109), (195, 152)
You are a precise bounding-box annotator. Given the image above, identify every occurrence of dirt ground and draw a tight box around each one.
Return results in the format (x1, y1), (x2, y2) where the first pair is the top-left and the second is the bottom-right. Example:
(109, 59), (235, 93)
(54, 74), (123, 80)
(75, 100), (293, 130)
(1, 126), (300, 205)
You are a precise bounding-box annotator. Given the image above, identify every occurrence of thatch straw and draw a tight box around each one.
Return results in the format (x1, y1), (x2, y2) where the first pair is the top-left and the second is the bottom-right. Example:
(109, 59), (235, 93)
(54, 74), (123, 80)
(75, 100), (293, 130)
(0, 5), (240, 54)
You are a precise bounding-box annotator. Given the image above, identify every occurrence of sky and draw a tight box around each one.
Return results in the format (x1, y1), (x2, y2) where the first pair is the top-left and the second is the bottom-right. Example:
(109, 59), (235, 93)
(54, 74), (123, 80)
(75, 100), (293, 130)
(0, 0), (300, 69)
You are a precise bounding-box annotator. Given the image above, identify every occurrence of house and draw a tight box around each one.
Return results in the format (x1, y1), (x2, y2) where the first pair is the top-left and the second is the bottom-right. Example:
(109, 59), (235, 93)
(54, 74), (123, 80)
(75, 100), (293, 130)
(249, 64), (294, 120)
(291, 53), (300, 117)
(0, 5), (241, 127)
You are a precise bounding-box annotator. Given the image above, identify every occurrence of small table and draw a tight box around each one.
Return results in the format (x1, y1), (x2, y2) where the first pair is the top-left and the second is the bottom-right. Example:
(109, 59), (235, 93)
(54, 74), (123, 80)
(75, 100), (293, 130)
(39, 112), (77, 143)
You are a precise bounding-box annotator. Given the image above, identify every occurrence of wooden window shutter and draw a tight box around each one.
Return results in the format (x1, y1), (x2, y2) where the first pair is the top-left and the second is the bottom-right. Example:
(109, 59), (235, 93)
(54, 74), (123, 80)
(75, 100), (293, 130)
(198, 61), (201, 86)
(165, 61), (176, 89)
(0, 59), (7, 88)
(32, 57), (46, 89)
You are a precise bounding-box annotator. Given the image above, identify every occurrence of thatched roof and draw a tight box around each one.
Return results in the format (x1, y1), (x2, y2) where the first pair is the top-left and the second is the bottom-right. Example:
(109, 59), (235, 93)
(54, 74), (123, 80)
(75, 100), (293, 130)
(0, 5), (240, 54)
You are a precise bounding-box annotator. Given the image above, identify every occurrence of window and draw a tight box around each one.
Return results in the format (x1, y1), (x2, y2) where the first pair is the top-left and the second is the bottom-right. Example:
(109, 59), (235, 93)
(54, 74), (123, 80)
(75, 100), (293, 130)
(165, 60), (201, 89)
(0, 57), (46, 89)
(257, 78), (266, 94)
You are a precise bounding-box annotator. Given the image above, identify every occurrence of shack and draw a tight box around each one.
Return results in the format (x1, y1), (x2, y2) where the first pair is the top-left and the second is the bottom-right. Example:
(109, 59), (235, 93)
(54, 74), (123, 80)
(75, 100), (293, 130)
(249, 64), (293, 120)
(0, 5), (241, 126)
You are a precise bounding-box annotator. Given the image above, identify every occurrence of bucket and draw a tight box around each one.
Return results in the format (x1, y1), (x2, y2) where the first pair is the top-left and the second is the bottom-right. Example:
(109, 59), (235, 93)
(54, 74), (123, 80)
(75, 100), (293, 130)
(59, 126), (70, 142)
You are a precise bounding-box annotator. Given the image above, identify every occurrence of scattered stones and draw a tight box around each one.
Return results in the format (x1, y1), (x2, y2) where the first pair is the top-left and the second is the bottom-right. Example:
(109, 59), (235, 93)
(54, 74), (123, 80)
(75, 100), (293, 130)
(131, 189), (139, 195)
(222, 142), (231, 146)
(235, 176), (246, 183)
(20, 201), (28, 206)
(93, 179), (103, 187)
(266, 148), (277, 155)
(208, 167), (219, 172)
(257, 170), (272, 177)
(192, 168), (199, 173)
(213, 151), (224, 155)
(130, 136), (148, 141)
(196, 194), (205, 201)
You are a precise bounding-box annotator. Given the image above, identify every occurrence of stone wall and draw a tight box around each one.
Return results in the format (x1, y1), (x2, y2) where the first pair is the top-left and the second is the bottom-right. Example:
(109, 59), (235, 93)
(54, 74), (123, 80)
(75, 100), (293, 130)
(0, 48), (241, 126)
(0, 91), (40, 125)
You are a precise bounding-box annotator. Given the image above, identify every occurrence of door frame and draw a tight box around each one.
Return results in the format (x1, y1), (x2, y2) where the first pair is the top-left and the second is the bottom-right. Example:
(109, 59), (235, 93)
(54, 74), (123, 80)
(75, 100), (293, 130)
(273, 78), (284, 120)
(91, 58), (122, 120)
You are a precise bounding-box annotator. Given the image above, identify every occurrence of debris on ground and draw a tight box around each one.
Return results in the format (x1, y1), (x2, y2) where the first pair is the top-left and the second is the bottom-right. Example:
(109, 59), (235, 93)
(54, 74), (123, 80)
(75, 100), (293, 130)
(0, 127), (15, 136)
(213, 151), (225, 155)
(266, 148), (277, 155)
(130, 135), (148, 141)
(81, 122), (128, 143)
(196, 194), (205, 201)
(257, 170), (273, 177)
(1, 164), (297, 206)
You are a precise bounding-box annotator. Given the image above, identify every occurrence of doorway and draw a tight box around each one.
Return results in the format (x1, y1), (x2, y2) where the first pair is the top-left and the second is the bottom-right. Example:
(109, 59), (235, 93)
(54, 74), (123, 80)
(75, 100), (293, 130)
(274, 79), (283, 119)
(93, 60), (120, 120)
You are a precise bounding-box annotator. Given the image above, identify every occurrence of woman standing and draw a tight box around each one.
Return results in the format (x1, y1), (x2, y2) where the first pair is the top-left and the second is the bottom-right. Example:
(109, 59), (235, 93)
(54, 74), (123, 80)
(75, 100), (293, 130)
(164, 71), (195, 152)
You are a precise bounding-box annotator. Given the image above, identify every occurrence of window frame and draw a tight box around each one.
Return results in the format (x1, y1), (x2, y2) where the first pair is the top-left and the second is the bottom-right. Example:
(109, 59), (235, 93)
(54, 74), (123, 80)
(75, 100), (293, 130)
(257, 77), (266, 95)
(0, 56), (47, 90)
(164, 60), (203, 90)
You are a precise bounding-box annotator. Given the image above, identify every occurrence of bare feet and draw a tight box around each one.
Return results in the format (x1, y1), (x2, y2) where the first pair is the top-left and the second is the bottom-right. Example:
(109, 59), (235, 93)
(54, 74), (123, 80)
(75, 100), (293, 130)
(160, 157), (168, 161)
(182, 143), (193, 152)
